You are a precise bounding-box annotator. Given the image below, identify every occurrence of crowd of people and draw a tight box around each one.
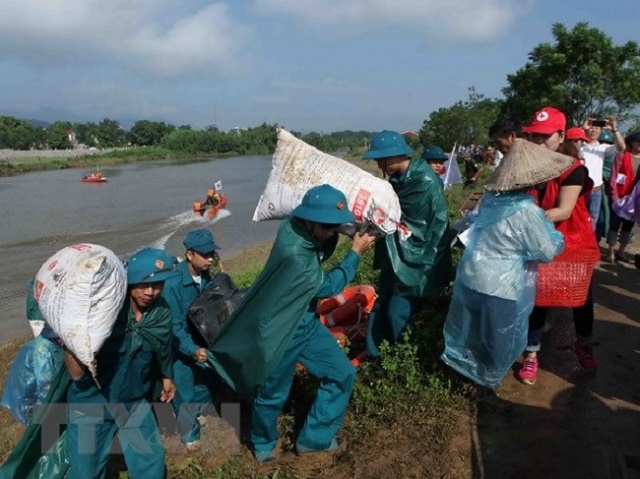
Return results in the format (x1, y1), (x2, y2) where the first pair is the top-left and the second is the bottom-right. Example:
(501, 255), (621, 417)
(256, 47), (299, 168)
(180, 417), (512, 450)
(2, 106), (639, 477)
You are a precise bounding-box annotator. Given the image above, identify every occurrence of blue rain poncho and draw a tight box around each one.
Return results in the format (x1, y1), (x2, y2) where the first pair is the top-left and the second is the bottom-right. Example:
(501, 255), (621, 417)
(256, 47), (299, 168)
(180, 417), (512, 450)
(441, 191), (564, 389)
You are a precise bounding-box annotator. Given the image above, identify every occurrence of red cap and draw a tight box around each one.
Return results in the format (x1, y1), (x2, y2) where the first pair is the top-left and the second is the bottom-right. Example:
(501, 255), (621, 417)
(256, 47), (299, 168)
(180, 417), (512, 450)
(565, 127), (589, 142)
(523, 107), (566, 135)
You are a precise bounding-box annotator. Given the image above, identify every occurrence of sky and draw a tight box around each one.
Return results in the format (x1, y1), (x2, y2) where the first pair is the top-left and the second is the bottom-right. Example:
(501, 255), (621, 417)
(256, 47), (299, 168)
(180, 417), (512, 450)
(0, 0), (638, 133)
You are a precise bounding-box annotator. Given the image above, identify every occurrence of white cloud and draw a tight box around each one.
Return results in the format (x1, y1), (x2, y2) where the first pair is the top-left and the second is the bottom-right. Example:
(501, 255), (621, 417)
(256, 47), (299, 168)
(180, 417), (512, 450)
(0, 0), (252, 76)
(254, 0), (531, 43)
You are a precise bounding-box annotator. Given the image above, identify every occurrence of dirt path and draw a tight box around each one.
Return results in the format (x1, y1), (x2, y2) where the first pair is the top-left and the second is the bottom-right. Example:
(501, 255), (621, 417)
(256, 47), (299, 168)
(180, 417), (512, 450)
(447, 235), (640, 478)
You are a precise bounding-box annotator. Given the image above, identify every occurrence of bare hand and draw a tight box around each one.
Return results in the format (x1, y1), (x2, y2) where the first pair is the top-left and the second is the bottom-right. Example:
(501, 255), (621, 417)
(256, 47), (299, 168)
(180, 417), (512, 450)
(194, 348), (208, 363)
(351, 231), (379, 255)
(581, 117), (594, 129)
(605, 115), (618, 130)
(160, 378), (176, 402)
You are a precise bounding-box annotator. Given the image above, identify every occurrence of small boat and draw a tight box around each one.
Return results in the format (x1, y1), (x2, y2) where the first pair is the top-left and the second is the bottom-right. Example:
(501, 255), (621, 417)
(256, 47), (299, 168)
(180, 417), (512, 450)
(81, 171), (107, 183)
(193, 195), (227, 218)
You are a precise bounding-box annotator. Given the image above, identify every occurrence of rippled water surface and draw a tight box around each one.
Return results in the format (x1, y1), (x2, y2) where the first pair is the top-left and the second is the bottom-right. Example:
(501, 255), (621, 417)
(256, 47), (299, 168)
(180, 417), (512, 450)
(0, 155), (281, 340)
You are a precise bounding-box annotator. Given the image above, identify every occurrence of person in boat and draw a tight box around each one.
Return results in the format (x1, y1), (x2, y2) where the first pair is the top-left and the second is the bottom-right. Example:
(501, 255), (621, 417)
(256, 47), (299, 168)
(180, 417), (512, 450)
(161, 229), (221, 451)
(204, 189), (221, 208)
(64, 248), (177, 479)
(205, 184), (377, 462)
(362, 131), (452, 358)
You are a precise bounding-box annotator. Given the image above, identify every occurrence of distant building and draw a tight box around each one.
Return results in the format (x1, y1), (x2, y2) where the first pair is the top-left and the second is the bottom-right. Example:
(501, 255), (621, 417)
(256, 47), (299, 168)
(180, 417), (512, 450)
(65, 129), (79, 148)
(402, 131), (419, 138)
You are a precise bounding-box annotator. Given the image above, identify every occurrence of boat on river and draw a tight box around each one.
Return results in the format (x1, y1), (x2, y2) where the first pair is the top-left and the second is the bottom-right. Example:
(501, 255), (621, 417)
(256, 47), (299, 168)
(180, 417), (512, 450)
(81, 171), (107, 183)
(193, 183), (227, 218)
(193, 195), (227, 218)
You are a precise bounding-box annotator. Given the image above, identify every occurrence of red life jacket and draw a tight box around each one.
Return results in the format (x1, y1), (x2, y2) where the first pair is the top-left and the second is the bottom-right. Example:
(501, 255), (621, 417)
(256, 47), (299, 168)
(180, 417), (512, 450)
(528, 159), (598, 251)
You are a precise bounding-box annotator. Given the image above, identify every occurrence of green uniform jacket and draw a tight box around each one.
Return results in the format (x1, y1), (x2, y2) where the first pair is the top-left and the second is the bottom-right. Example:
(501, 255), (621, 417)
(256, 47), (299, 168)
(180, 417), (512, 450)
(68, 298), (174, 404)
(0, 298), (173, 479)
(206, 217), (338, 399)
(162, 260), (211, 359)
(374, 158), (452, 297)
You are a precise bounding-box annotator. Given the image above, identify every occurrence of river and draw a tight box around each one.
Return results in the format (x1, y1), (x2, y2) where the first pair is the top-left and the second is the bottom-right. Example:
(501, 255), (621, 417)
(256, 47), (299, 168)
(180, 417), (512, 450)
(0, 155), (282, 341)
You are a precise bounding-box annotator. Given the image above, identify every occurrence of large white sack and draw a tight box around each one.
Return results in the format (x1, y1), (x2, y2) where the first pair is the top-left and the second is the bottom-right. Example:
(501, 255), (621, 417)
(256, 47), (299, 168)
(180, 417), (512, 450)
(34, 244), (127, 379)
(253, 129), (402, 234)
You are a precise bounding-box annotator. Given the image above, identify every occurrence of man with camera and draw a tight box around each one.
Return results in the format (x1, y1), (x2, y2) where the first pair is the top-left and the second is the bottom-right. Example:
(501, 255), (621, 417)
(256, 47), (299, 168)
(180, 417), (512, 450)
(580, 116), (626, 226)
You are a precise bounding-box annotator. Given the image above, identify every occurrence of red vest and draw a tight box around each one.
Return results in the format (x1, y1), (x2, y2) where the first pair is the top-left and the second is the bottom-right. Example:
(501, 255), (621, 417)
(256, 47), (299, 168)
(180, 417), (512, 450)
(528, 159), (598, 251)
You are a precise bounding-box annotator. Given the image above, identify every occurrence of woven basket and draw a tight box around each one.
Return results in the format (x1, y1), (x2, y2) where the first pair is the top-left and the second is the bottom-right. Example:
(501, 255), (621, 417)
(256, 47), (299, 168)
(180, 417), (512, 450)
(535, 249), (600, 307)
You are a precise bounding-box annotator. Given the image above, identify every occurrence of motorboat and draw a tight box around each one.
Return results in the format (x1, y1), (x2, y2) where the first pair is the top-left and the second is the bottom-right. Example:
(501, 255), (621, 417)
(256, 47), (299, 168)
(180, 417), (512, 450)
(81, 171), (107, 183)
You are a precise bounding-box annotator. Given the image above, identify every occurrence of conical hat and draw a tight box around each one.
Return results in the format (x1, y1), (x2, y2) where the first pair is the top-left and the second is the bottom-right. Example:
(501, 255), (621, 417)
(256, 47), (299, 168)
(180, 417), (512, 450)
(485, 139), (575, 192)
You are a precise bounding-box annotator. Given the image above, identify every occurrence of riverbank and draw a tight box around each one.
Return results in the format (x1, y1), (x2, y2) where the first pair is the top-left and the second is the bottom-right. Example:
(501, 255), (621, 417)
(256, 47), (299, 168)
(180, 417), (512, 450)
(0, 147), (233, 177)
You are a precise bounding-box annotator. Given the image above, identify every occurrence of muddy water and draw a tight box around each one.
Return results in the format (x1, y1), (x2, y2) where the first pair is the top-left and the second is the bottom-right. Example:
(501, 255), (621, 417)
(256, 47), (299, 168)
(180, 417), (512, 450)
(0, 155), (281, 341)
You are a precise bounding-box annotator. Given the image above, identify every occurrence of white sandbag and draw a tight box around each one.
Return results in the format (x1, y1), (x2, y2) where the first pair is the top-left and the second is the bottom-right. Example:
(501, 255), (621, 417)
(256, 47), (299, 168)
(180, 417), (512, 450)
(34, 244), (127, 379)
(253, 129), (402, 234)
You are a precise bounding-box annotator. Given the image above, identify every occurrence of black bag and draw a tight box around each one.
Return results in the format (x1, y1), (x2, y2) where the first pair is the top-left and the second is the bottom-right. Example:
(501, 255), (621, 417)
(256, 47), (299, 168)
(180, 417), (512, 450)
(188, 273), (248, 347)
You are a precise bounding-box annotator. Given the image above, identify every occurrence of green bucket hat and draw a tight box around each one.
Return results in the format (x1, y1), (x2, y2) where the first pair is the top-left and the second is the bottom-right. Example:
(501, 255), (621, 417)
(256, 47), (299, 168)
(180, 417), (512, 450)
(126, 248), (178, 285)
(363, 130), (415, 160)
(292, 184), (356, 224)
(421, 145), (448, 161)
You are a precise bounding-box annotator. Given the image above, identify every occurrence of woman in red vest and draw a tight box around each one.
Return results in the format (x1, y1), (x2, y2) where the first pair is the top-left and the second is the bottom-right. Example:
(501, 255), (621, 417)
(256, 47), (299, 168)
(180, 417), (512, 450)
(517, 107), (599, 386)
(606, 132), (640, 262)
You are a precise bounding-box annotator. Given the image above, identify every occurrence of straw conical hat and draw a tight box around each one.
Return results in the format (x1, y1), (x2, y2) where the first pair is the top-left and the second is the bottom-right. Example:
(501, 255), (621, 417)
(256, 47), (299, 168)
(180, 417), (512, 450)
(485, 138), (575, 192)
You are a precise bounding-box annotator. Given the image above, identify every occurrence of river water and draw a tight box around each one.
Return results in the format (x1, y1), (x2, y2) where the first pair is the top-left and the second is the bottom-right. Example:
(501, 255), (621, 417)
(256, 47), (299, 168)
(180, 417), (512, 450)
(0, 155), (282, 341)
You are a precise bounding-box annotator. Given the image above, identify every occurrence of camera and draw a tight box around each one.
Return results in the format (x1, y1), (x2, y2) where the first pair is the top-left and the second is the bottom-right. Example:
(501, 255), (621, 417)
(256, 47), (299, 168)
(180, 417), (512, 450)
(591, 119), (607, 127)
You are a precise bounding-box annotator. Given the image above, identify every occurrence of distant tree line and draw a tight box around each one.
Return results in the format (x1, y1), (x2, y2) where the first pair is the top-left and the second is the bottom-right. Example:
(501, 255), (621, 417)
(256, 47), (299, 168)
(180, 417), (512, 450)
(0, 115), (375, 157)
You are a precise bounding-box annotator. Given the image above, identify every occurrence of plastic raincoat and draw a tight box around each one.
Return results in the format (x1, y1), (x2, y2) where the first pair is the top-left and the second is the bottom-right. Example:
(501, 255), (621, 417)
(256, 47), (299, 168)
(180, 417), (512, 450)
(66, 299), (173, 479)
(206, 217), (348, 399)
(374, 158), (452, 297)
(441, 191), (564, 389)
(0, 298), (173, 479)
(367, 158), (452, 357)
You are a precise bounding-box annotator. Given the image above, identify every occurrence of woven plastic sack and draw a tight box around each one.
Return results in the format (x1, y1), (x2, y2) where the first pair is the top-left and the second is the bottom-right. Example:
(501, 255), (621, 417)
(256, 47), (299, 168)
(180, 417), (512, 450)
(253, 129), (402, 234)
(34, 244), (127, 379)
(535, 248), (599, 307)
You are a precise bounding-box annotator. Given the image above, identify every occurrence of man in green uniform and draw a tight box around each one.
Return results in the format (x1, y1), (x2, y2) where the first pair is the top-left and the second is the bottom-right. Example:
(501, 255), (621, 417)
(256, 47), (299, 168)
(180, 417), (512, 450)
(64, 248), (177, 479)
(206, 184), (377, 462)
(363, 131), (452, 357)
(162, 229), (220, 451)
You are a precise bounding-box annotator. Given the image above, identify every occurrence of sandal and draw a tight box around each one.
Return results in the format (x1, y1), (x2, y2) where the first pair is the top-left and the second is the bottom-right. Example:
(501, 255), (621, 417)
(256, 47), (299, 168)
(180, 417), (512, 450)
(615, 253), (634, 264)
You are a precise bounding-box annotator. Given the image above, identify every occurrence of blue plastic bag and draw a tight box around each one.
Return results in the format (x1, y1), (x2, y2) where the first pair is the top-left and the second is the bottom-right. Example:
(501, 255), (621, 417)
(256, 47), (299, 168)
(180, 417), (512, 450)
(1, 335), (64, 425)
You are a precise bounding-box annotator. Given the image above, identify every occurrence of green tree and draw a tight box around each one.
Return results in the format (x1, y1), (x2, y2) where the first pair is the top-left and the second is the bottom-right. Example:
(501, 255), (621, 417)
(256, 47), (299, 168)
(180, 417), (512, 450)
(46, 121), (73, 149)
(419, 88), (502, 150)
(128, 120), (174, 146)
(0, 116), (42, 149)
(94, 118), (126, 147)
(501, 22), (640, 125)
(72, 122), (98, 147)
